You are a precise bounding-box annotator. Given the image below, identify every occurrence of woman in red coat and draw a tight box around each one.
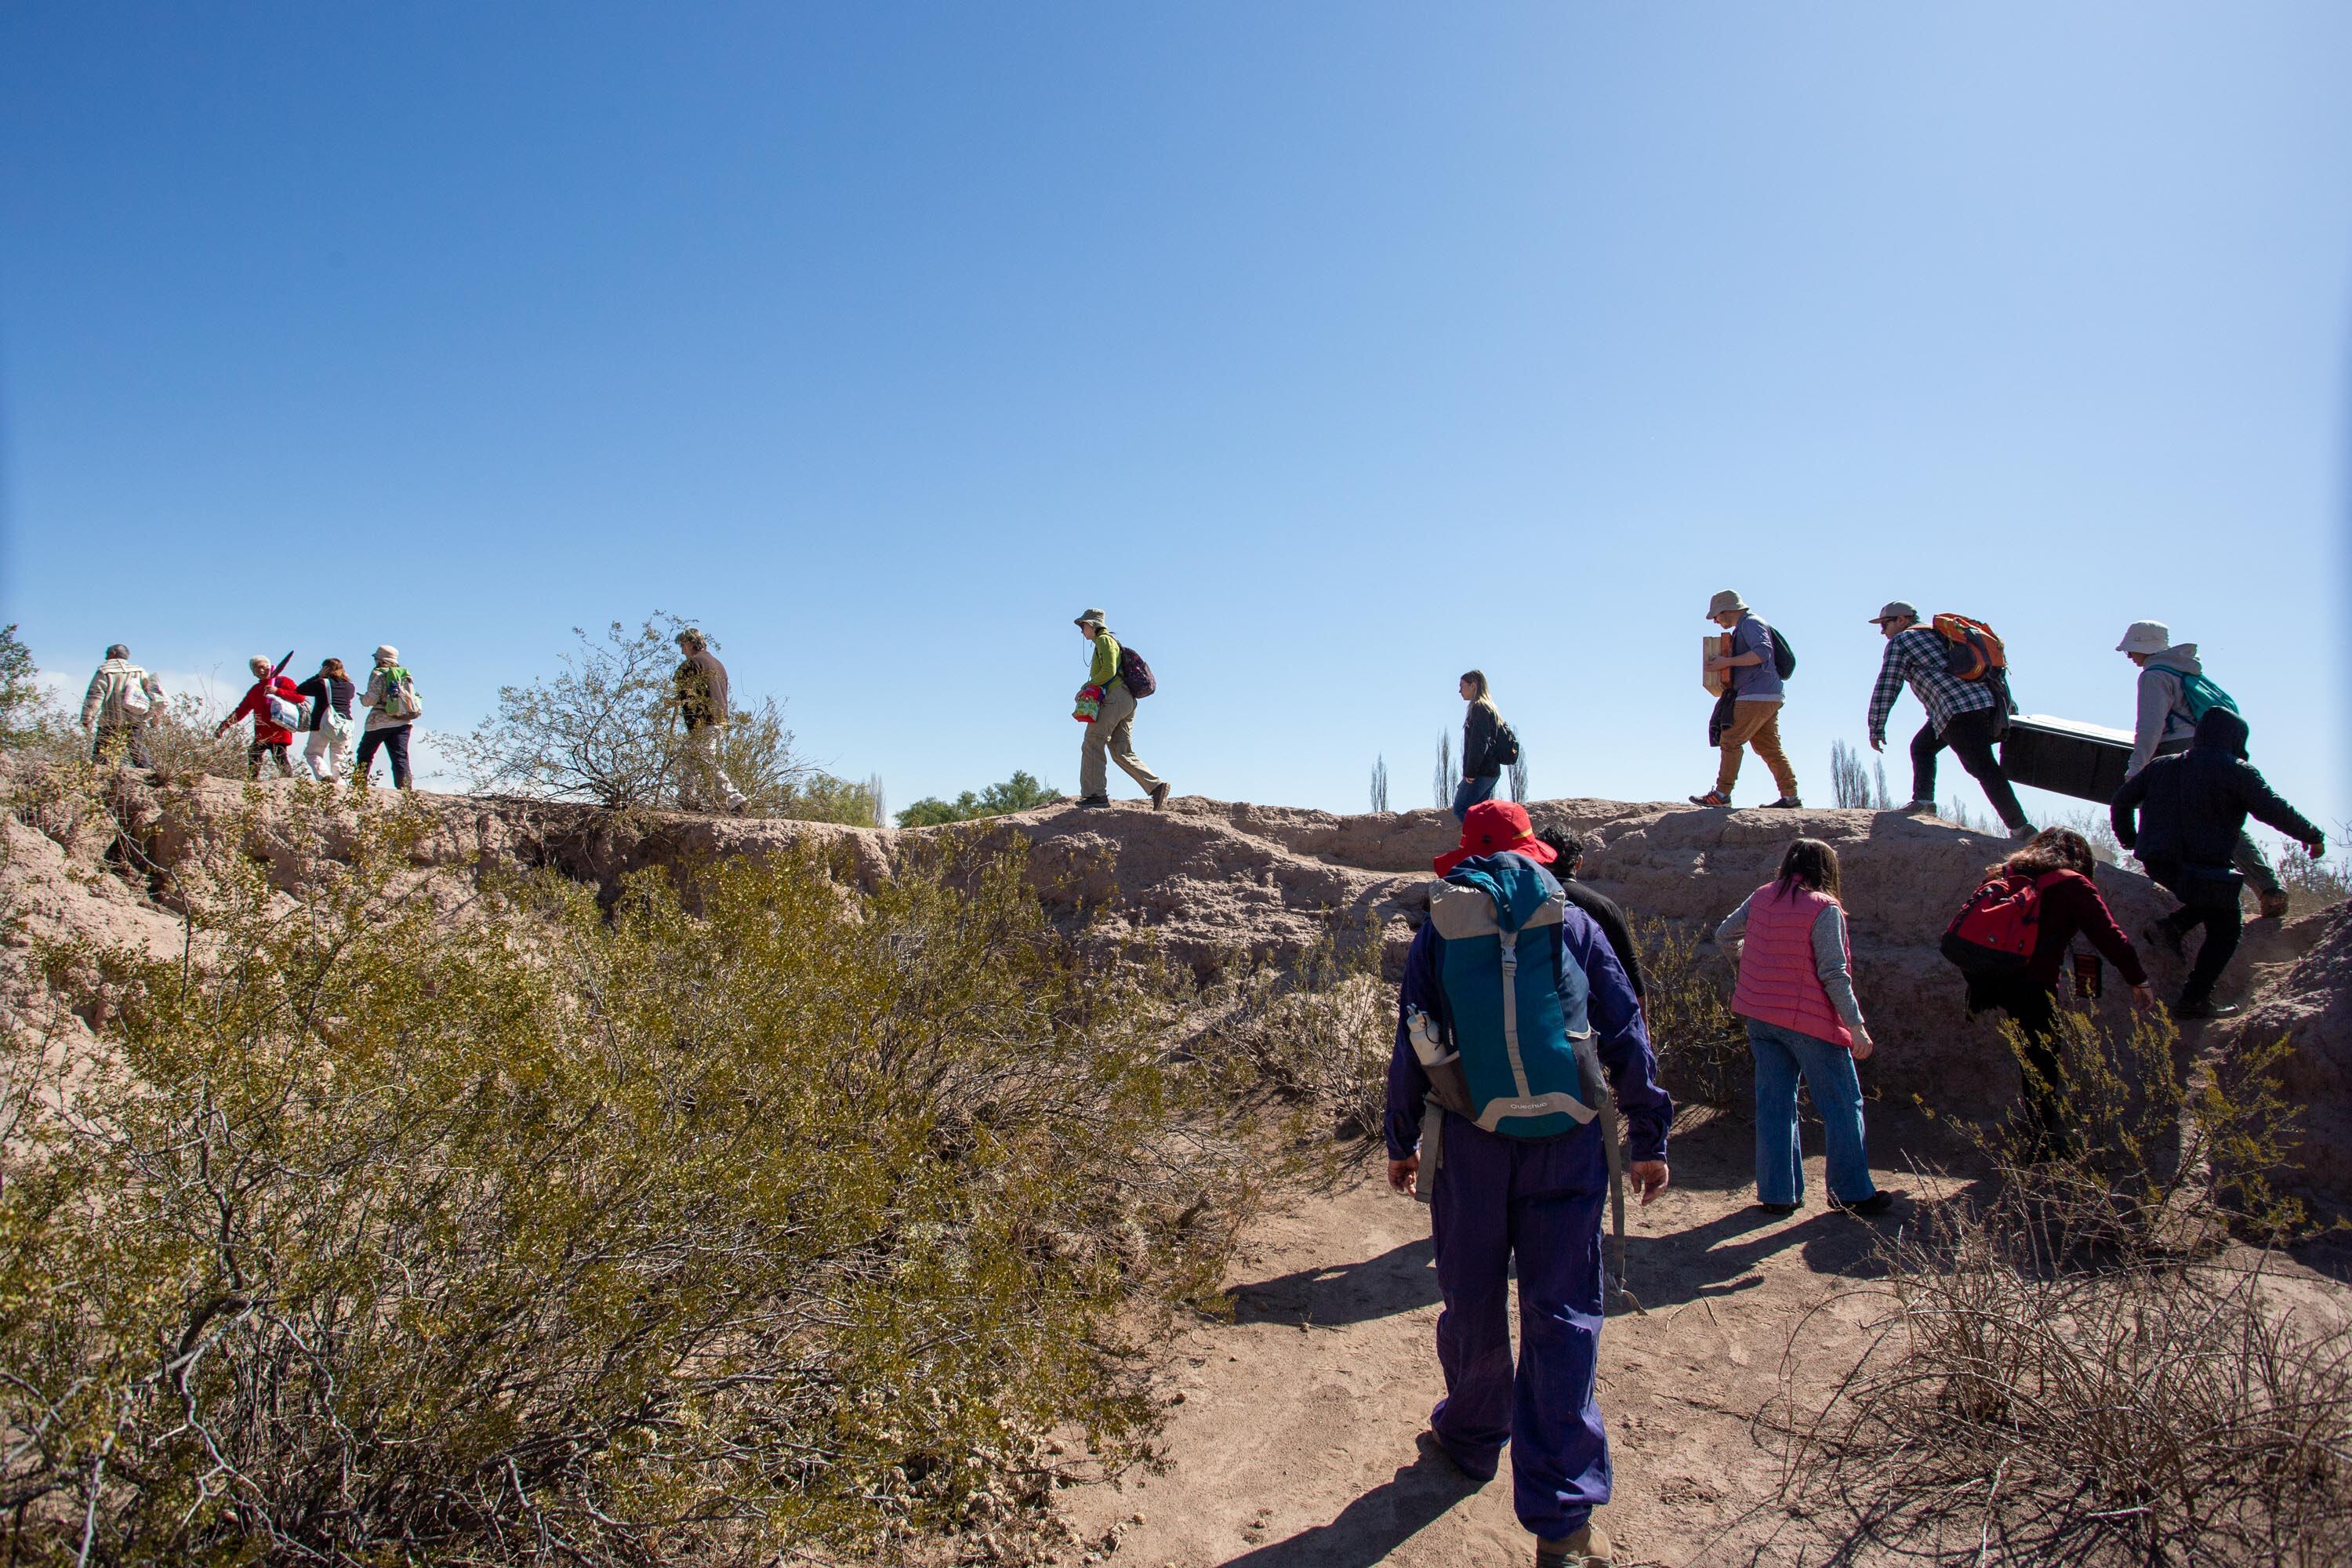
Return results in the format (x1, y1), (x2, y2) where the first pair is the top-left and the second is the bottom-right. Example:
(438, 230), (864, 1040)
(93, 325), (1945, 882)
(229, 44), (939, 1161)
(216, 655), (303, 779)
(1961, 827), (2155, 1158)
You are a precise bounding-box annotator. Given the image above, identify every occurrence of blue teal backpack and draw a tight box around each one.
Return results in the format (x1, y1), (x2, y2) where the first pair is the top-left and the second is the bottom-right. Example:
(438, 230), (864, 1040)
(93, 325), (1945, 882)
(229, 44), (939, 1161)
(2148, 662), (2239, 726)
(1425, 855), (1597, 1140)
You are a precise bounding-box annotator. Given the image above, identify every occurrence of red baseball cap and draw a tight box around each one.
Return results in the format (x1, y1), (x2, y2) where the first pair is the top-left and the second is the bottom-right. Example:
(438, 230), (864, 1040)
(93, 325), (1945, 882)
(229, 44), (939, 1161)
(1433, 800), (1559, 877)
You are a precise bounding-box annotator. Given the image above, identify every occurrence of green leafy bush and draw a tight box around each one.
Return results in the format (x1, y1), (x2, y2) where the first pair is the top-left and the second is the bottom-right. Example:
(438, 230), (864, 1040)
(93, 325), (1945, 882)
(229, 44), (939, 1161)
(0, 793), (1261, 1565)
(897, 770), (1060, 828)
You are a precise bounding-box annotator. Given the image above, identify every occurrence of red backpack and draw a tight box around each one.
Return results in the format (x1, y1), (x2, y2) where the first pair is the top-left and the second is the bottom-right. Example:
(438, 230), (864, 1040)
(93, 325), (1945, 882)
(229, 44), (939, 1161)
(1940, 870), (2066, 976)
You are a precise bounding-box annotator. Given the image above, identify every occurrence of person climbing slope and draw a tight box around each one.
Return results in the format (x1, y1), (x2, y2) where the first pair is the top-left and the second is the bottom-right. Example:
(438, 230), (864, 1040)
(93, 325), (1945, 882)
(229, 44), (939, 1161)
(1865, 601), (2032, 837)
(2114, 619), (2288, 920)
(79, 644), (164, 768)
(1072, 608), (1169, 810)
(216, 654), (303, 779)
(2111, 707), (2325, 1019)
(1385, 800), (1671, 1568)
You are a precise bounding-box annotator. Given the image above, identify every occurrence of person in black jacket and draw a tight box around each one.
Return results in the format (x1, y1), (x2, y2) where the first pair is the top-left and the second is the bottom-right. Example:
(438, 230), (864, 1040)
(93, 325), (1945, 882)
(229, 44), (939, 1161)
(2111, 708), (2325, 1019)
(1537, 828), (1646, 1002)
(292, 656), (357, 782)
(1453, 670), (1509, 821)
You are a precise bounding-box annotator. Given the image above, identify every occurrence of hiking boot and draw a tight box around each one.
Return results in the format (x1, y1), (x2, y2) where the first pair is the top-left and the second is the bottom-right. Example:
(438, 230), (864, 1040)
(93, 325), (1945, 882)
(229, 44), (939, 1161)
(1763, 796), (1802, 809)
(1536, 1523), (1615, 1567)
(1149, 782), (1171, 811)
(2173, 995), (2241, 1022)
(2259, 890), (2292, 921)
(2143, 920), (2186, 961)
(1075, 794), (1111, 808)
(1900, 800), (1937, 815)
(1688, 790), (1730, 808)
(1829, 1190), (1896, 1217)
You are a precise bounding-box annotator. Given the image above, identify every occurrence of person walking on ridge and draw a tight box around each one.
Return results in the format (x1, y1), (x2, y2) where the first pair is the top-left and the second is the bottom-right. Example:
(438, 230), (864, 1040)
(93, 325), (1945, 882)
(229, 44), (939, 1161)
(217, 654), (303, 779)
(1454, 670), (1514, 821)
(1386, 800), (1671, 1568)
(1690, 591), (1800, 809)
(2115, 619), (2288, 920)
(292, 656), (356, 783)
(1865, 601), (2032, 837)
(672, 627), (748, 814)
(1073, 609), (1169, 810)
(79, 644), (164, 768)
(1949, 828), (2154, 1157)
(1715, 837), (1889, 1215)
(357, 645), (419, 789)
(2111, 707), (2324, 1019)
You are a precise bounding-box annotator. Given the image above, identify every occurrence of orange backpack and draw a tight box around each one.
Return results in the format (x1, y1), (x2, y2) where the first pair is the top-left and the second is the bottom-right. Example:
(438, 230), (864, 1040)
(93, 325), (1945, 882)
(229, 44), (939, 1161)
(1933, 614), (2007, 681)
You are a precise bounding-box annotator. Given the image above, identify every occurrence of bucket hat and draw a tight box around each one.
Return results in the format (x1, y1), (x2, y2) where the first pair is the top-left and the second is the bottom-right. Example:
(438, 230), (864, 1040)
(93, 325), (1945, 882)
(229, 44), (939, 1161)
(2115, 620), (2171, 655)
(1868, 601), (1919, 626)
(1434, 800), (1559, 877)
(1706, 590), (1747, 619)
(374, 644), (399, 662)
(1073, 608), (1108, 629)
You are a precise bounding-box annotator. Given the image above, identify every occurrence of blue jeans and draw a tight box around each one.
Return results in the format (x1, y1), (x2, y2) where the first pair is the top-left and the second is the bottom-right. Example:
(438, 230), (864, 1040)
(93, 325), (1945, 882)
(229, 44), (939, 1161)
(1747, 1018), (1876, 1206)
(1452, 774), (1500, 822)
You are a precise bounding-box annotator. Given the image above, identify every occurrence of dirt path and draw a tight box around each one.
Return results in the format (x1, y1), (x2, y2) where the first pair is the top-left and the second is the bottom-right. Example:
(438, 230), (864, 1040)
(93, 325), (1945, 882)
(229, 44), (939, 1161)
(1058, 1108), (1979, 1568)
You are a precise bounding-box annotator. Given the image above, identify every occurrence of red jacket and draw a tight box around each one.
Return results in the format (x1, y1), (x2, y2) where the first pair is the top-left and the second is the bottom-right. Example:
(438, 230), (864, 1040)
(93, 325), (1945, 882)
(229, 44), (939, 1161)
(225, 676), (303, 746)
(2019, 869), (2148, 991)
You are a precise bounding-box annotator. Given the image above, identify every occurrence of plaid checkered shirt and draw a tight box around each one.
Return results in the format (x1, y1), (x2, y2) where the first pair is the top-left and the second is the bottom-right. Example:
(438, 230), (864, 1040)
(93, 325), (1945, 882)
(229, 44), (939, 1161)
(1867, 626), (1998, 743)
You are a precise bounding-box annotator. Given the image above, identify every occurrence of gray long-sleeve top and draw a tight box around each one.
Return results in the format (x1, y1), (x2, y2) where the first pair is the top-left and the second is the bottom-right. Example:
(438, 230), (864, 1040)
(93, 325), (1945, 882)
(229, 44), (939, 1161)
(1713, 894), (1871, 1042)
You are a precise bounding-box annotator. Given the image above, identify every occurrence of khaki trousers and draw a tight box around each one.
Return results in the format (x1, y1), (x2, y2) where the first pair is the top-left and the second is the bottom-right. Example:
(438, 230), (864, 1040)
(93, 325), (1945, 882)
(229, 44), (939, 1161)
(1716, 699), (1798, 799)
(681, 724), (747, 811)
(1080, 682), (1164, 799)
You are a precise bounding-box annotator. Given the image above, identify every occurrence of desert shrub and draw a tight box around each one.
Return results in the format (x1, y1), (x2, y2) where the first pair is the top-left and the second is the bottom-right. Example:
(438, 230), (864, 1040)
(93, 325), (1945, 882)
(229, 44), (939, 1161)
(897, 770), (1059, 828)
(1777, 1007), (2346, 1563)
(0, 624), (54, 746)
(454, 614), (869, 821)
(1196, 928), (1392, 1144)
(0, 795), (1261, 1566)
(2273, 822), (2352, 910)
(1635, 916), (1748, 1106)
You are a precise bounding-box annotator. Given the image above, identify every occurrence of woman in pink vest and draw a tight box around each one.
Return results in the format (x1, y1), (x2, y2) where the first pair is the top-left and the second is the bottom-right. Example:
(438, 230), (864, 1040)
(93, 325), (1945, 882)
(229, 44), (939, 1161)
(1715, 837), (1890, 1217)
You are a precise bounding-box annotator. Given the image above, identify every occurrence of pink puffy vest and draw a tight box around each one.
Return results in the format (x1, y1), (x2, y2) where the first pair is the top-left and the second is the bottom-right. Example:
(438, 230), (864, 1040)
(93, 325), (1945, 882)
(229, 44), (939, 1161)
(1730, 883), (1855, 1051)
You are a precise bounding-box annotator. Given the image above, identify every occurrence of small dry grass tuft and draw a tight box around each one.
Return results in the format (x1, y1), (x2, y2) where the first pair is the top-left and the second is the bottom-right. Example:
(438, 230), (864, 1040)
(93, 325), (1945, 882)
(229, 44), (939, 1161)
(1635, 915), (1748, 1107)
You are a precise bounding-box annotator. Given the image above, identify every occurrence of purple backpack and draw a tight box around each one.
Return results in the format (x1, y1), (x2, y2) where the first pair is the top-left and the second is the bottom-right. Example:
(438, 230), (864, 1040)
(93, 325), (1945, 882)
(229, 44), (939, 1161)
(1116, 644), (1156, 699)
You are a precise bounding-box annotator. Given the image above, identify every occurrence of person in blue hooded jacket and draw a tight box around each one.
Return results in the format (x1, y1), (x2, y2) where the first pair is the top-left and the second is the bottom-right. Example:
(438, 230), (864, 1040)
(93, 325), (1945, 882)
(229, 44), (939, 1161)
(1385, 799), (1673, 1568)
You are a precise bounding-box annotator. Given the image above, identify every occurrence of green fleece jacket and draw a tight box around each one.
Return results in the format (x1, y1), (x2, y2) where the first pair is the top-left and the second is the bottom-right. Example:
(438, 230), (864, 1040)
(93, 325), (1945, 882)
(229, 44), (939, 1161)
(1087, 632), (1124, 691)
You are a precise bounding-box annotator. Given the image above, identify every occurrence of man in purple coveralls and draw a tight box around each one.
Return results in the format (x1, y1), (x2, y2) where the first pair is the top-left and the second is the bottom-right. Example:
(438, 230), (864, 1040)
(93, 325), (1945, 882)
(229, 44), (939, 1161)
(1385, 800), (1673, 1568)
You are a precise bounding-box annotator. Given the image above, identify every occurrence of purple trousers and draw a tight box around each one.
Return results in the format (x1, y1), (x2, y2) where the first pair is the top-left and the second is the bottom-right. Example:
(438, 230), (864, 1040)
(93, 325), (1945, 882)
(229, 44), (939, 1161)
(1428, 1110), (1611, 1539)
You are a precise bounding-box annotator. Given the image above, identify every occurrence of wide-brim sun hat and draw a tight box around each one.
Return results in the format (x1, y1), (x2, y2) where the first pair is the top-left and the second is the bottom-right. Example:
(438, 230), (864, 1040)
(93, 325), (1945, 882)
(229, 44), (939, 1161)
(1434, 800), (1559, 877)
(1706, 590), (1747, 619)
(2115, 620), (2171, 655)
(1869, 601), (1919, 625)
(1073, 608), (1108, 628)
(375, 644), (398, 662)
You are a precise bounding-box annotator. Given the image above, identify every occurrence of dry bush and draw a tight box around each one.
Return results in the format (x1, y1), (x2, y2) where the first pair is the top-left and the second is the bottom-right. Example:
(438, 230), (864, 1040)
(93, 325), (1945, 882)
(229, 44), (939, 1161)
(1636, 915), (1748, 1106)
(0, 797), (1266, 1566)
(1775, 1007), (2348, 1565)
(1192, 927), (1393, 1145)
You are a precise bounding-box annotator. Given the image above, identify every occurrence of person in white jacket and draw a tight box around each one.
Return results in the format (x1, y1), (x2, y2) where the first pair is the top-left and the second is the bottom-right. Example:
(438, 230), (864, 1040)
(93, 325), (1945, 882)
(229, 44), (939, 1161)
(79, 644), (164, 767)
(2117, 620), (2287, 920)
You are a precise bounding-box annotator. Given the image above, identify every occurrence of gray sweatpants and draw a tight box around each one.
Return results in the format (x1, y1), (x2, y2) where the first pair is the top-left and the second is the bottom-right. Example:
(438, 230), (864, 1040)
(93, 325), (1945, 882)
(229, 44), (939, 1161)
(1080, 681), (1164, 799)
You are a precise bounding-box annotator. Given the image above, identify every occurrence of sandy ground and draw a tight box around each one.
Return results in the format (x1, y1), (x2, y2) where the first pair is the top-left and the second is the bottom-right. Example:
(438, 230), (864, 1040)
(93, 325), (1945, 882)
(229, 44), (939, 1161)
(1057, 1105), (1986, 1568)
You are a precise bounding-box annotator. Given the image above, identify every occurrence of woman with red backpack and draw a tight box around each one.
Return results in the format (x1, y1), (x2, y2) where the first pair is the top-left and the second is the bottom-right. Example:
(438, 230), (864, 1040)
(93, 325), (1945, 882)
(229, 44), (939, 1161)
(1715, 837), (1889, 1216)
(1945, 828), (2154, 1158)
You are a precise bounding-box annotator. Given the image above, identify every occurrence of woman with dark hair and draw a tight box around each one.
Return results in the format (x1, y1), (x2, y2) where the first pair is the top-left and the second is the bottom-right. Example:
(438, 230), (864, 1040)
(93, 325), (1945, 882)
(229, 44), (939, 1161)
(1715, 837), (1889, 1215)
(1959, 827), (2154, 1156)
(294, 656), (356, 783)
(1454, 670), (1508, 822)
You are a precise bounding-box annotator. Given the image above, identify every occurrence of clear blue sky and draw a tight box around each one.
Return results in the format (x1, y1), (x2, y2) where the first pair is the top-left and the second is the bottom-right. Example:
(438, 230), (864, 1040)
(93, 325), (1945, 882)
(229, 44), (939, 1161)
(5, 3), (2347, 831)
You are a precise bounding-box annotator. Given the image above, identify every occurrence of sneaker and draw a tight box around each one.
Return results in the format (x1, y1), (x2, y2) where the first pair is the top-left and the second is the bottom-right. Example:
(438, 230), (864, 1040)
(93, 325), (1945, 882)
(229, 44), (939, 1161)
(1688, 790), (1730, 808)
(2142, 921), (2186, 961)
(1075, 794), (1111, 809)
(1829, 1191), (1896, 1217)
(1536, 1523), (1615, 1567)
(1755, 1200), (1801, 1216)
(1763, 796), (1802, 809)
(2173, 995), (2241, 1022)
(2259, 890), (2292, 921)
(1149, 782), (1171, 811)
(1900, 800), (1937, 815)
